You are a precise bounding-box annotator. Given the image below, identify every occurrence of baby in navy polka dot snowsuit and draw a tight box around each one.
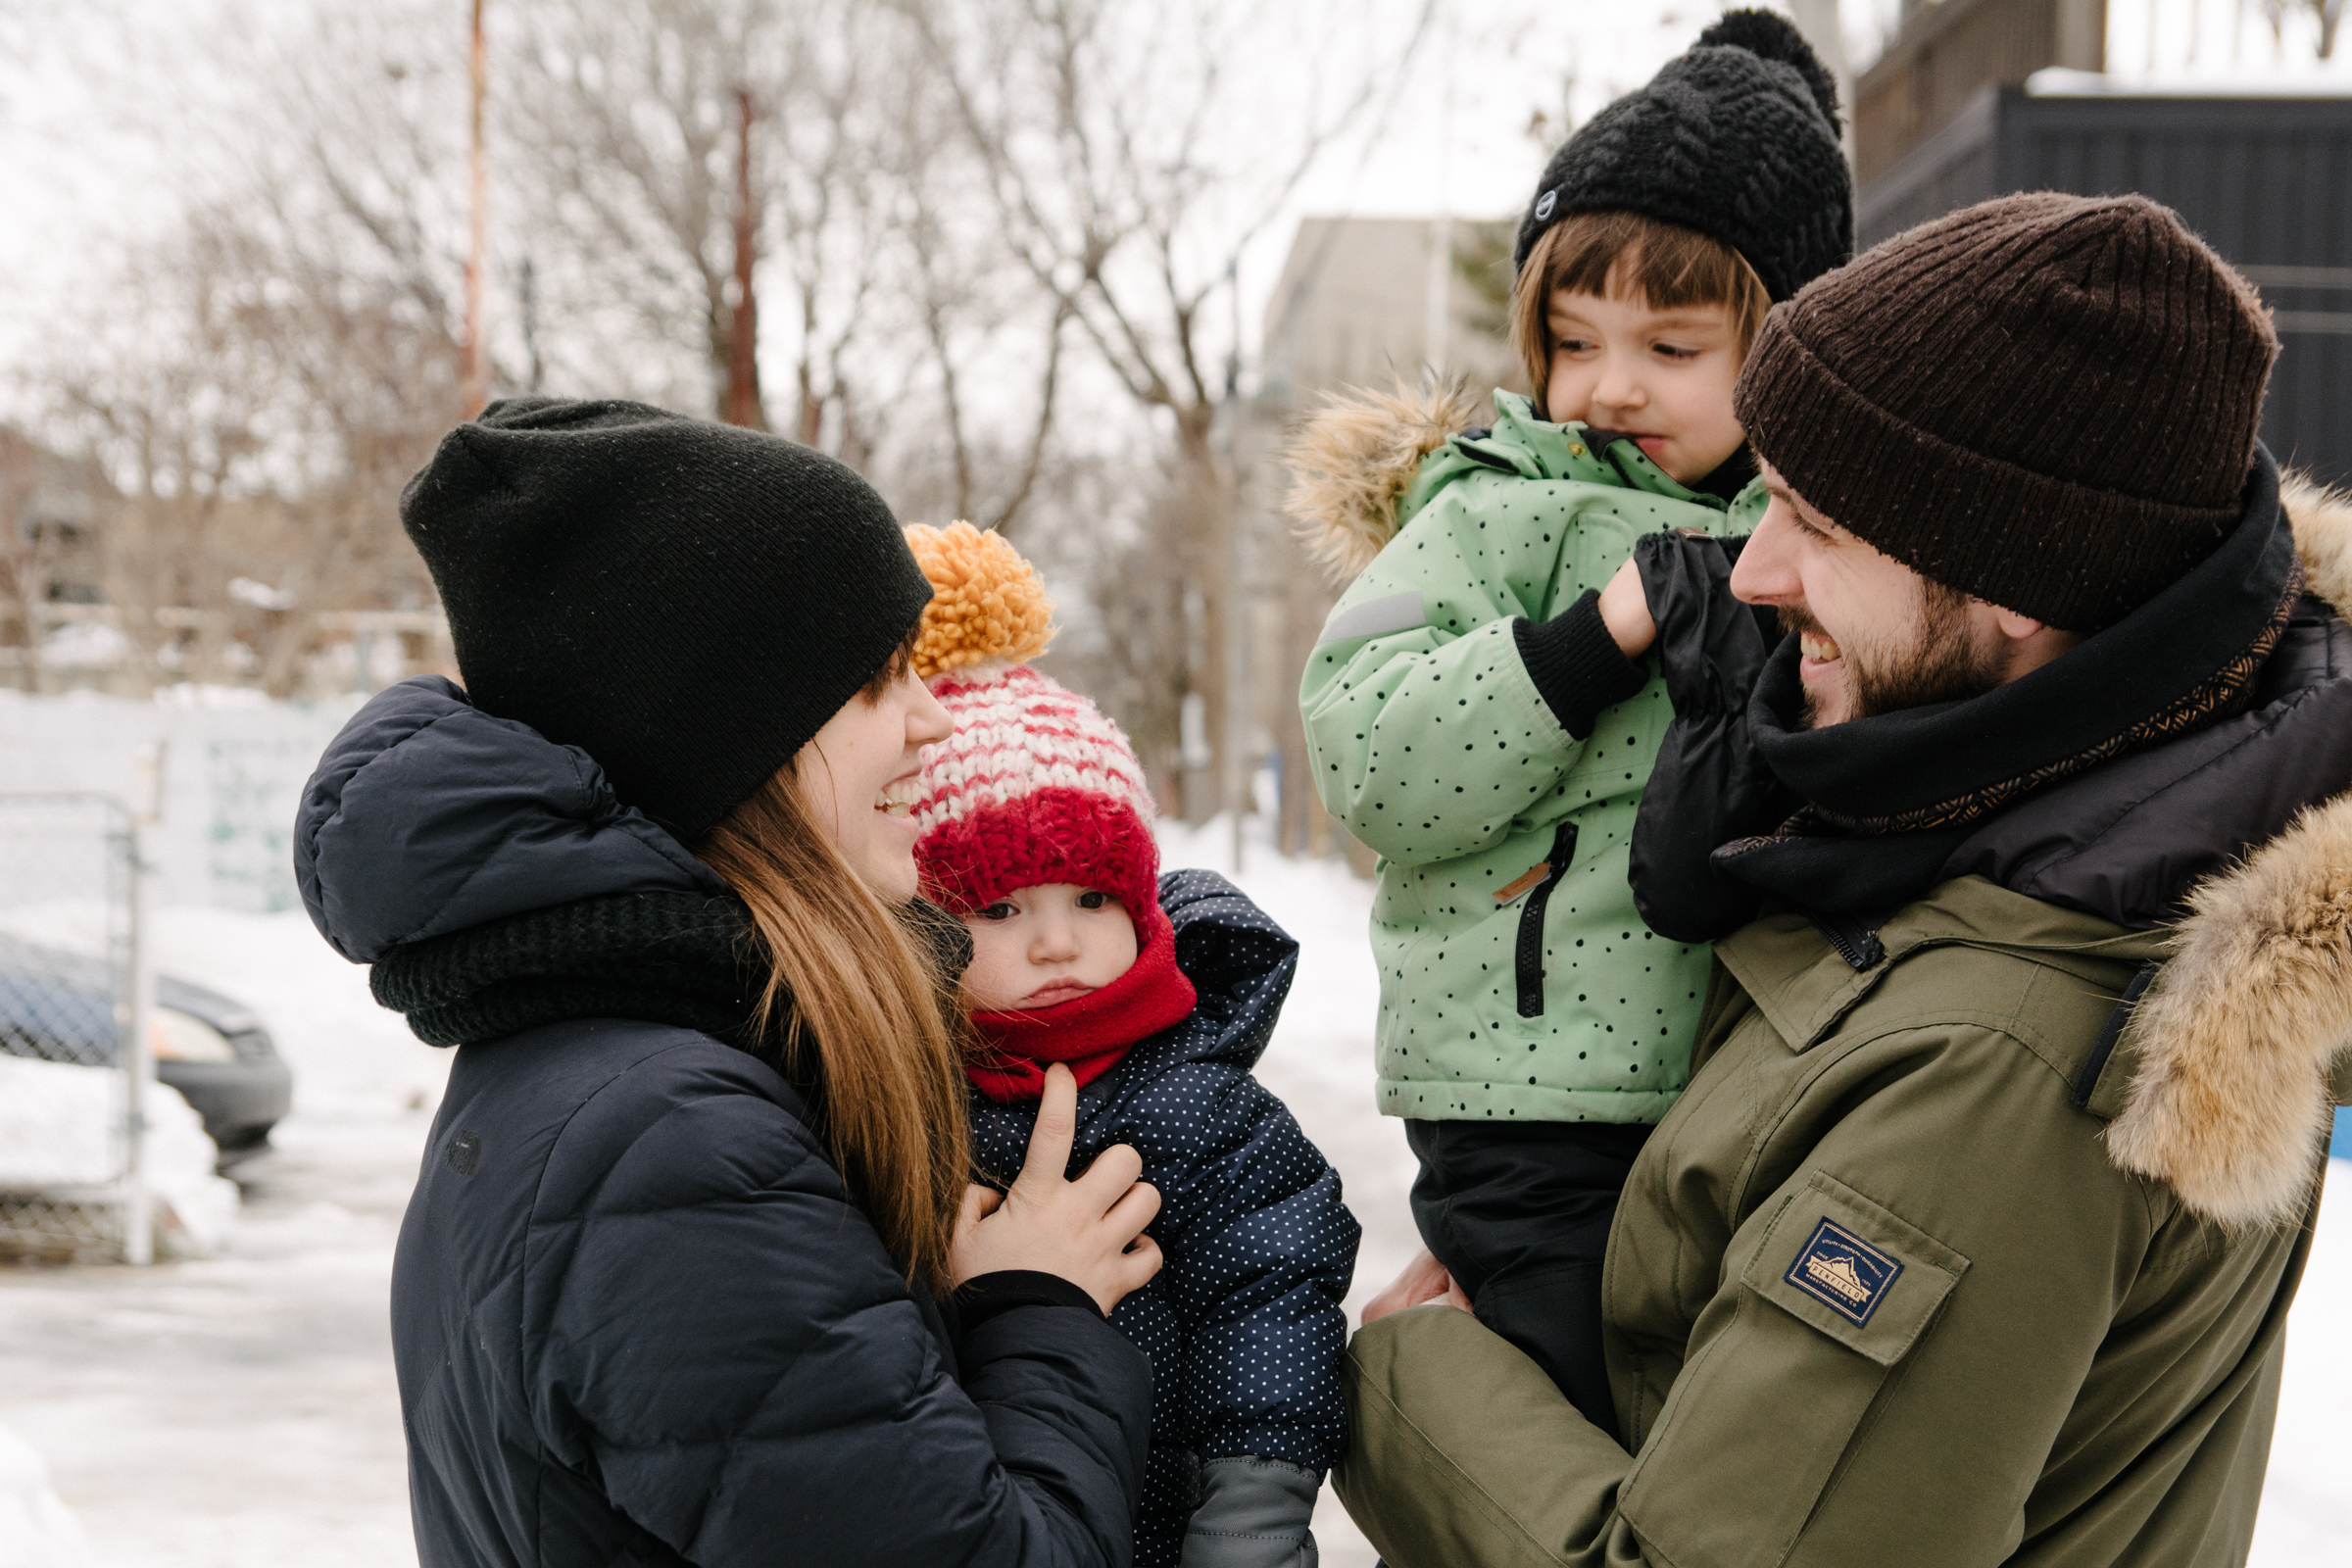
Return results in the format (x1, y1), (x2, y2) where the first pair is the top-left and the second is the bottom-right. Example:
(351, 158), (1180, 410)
(966, 869), (1358, 1568)
(900, 524), (1357, 1568)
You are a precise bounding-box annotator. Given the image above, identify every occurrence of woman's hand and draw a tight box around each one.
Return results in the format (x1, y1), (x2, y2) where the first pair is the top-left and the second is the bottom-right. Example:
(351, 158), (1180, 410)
(1360, 1247), (1472, 1327)
(1598, 558), (1658, 659)
(950, 1063), (1163, 1313)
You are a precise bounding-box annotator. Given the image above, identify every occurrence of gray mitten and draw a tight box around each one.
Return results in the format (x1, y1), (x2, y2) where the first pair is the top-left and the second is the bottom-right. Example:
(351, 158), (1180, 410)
(1178, 1455), (1321, 1568)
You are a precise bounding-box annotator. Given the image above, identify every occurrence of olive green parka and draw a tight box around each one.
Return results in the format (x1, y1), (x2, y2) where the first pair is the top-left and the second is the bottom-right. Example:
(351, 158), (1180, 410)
(1332, 477), (2352, 1567)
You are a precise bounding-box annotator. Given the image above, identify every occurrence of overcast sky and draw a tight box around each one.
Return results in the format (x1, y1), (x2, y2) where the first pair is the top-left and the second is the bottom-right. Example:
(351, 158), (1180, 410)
(0, 1), (2343, 425)
(0, 0), (1842, 408)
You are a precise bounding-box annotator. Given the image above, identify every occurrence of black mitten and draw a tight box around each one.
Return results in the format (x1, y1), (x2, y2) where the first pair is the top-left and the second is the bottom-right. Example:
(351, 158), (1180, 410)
(1627, 531), (1789, 942)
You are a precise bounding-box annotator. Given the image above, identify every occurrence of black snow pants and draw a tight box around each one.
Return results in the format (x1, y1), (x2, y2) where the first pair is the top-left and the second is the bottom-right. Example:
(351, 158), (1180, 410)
(1403, 1118), (1653, 1443)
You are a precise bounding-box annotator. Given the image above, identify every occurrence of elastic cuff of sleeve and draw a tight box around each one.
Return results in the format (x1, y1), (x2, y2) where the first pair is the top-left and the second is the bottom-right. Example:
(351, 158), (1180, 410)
(1512, 590), (1648, 739)
(954, 1269), (1102, 1331)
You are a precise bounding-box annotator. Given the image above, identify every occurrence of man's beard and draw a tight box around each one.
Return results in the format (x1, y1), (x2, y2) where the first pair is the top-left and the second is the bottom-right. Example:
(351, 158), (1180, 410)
(1783, 582), (2007, 730)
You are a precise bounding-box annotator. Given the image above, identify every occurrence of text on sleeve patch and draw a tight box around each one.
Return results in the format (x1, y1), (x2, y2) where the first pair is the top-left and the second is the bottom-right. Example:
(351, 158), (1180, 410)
(1784, 1217), (1902, 1328)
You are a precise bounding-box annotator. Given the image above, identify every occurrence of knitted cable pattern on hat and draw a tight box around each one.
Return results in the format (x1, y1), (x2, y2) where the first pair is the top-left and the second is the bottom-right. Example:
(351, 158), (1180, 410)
(1512, 9), (1851, 301)
(906, 527), (1173, 1099)
(904, 521), (1055, 681)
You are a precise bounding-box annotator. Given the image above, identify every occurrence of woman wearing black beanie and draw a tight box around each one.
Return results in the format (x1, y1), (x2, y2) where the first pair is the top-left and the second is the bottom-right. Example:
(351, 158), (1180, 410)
(295, 398), (1163, 1567)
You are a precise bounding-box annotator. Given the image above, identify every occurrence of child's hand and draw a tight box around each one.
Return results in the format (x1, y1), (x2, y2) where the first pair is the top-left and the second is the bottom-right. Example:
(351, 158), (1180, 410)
(950, 1063), (1164, 1313)
(1360, 1248), (1472, 1326)
(1598, 559), (1658, 658)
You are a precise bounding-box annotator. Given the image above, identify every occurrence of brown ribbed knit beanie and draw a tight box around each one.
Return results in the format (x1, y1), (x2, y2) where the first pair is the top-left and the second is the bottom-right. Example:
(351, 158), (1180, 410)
(1733, 192), (2278, 630)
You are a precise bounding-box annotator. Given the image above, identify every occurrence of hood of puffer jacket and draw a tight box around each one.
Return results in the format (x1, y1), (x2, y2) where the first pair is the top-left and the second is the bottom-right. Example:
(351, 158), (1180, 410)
(1281, 380), (1744, 585)
(2103, 471), (2352, 1231)
(1282, 378), (1486, 583)
(294, 675), (726, 965)
(1151, 867), (1300, 1075)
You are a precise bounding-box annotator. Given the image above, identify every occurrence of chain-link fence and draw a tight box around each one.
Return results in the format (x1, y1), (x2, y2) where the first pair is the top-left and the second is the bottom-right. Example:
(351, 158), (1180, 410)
(0, 794), (151, 1263)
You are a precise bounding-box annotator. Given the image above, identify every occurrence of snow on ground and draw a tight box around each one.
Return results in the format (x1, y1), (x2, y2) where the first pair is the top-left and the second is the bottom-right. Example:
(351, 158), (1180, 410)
(0, 1417), (92, 1568)
(1156, 823), (1414, 1568)
(0, 818), (2343, 1566)
(0, 908), (443, 1568)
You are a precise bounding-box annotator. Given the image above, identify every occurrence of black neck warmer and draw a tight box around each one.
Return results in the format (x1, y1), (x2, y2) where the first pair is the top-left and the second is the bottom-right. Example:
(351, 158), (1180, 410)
(368, 889), (975, 1075)
(1711, 452), (2304, 920)
(369, 891), (762, 1050)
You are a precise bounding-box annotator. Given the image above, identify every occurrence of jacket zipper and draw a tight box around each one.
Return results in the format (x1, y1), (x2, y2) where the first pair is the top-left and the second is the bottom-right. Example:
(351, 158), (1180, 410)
(1811, 911), (1886, 971)
(1513, 823), (1579, 1017)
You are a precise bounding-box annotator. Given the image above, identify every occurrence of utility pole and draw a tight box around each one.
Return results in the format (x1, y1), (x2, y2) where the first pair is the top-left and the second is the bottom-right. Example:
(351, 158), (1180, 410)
(1788, 0), (1853, 165)
(1424, 24), (1454, 378)
(1222, 258), (1247, 873)
(725, 87), (766, 429)
(461, 0), (489, 419)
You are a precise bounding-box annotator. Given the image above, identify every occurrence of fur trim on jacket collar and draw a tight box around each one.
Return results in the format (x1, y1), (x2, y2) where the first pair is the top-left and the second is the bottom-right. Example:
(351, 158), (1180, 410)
(2107, 471), (2352, 1229)
(1281, 378), (1483, 584)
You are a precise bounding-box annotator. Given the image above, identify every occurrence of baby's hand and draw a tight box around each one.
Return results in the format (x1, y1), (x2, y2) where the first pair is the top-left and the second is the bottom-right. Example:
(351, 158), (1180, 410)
(1360, 1247), (1471, 1326)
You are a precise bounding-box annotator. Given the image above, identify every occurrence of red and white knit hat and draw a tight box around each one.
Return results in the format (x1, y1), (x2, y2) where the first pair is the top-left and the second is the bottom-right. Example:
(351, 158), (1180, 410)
(904, 523), (1160, 922)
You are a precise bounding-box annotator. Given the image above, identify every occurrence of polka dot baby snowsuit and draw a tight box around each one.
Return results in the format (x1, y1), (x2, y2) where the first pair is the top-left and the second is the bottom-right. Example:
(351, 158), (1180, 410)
(965, 868), (1359, 1568)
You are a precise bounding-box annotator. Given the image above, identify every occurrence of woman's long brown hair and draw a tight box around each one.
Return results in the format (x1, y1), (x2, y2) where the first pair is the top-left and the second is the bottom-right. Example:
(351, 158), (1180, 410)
(693, 737), (969, 1293)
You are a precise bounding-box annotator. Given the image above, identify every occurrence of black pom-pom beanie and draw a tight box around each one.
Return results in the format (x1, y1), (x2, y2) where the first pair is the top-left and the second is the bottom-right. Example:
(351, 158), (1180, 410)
(400, 397), (933, 839)
(1512, 9), (1852, 302)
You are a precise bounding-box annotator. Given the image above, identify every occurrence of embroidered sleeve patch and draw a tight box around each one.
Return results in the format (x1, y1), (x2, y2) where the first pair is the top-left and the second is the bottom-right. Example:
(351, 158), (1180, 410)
(1742, 1172), (1969, 1366)
(1784, 1218), (1902, 1328)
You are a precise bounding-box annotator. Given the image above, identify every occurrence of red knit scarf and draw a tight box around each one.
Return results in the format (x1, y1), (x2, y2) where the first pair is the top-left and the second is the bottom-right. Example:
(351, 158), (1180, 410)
(963, 906), (1197, 1103)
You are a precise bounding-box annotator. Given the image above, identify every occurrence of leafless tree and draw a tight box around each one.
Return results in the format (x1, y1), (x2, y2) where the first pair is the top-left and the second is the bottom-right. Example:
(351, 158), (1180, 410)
(887, 60), (1075, 535)
(505, 0), (1069, 517)
(15, 0), (1414, 730)
(23, 2), (465, 694)
(905, 0), (1436, 808)
(503, 0), (915, 451)
(2269, 0), (2347, 58)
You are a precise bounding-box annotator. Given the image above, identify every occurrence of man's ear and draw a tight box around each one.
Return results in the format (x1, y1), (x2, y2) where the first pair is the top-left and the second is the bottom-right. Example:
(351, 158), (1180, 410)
(1979, 599), (2085, 680)
(1987, 604), (2046, 642)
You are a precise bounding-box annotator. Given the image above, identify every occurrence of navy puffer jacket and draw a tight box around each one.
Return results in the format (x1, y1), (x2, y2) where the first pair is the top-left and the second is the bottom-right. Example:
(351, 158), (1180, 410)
(295, 676), (1153, 1568)
(968, 871), (1359, 1567)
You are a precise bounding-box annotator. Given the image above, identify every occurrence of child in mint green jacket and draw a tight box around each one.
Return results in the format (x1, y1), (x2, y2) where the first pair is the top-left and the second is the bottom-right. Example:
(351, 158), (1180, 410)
(1286, 11), (1850, 1437)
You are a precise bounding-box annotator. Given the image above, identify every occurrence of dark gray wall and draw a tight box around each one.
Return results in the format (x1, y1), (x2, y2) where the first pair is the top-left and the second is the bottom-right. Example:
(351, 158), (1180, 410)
(1857, 88), (2352, 488)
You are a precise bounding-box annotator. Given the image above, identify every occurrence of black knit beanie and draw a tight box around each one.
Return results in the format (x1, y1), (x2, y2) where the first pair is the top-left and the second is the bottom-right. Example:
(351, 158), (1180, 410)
(1512, 10), (1852, 301)
(1733, 192), (2279, 632)
(400, 397), (933, 839)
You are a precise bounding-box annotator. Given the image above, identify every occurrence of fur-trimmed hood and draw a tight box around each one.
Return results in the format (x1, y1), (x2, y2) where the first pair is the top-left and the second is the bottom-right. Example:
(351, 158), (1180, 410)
(1281, 378), (1484, 583)
(2107, 470), (2352, 1229)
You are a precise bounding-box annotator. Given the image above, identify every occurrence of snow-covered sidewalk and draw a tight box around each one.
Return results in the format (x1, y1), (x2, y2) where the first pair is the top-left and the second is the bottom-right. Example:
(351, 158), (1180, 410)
(0, 909), (443, 1568)
(0, 832), (2343, 1566)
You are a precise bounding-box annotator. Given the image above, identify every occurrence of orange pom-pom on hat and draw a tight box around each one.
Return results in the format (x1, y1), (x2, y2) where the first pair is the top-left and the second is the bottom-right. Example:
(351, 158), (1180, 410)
(903, 520), (1055, 682)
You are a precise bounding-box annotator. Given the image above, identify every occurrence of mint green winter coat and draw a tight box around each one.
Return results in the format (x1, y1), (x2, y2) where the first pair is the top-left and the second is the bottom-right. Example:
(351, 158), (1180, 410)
(1291, 386), (1763, 1124)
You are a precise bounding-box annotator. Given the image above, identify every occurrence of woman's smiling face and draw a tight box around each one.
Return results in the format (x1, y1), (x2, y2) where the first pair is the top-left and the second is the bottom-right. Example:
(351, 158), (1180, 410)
(793, 661), (954, 901)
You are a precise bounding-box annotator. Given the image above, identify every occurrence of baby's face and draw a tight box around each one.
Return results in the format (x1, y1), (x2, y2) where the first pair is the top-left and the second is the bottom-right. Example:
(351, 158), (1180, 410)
(1544, 285), (1745, 484)
(959, 884), (1141, 1011)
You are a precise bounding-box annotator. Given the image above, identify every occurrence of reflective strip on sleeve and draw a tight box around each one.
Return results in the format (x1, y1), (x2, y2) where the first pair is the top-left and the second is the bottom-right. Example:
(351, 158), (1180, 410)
(1316, 591), (1426, 646)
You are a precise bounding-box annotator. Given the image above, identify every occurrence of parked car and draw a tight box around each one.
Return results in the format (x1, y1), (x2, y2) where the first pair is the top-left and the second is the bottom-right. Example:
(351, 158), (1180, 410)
(0, 935), (292, 1160)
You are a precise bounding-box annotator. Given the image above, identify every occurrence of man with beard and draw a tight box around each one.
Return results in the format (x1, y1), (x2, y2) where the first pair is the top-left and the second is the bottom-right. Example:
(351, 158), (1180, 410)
(1334, 191), (2352, 1567)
